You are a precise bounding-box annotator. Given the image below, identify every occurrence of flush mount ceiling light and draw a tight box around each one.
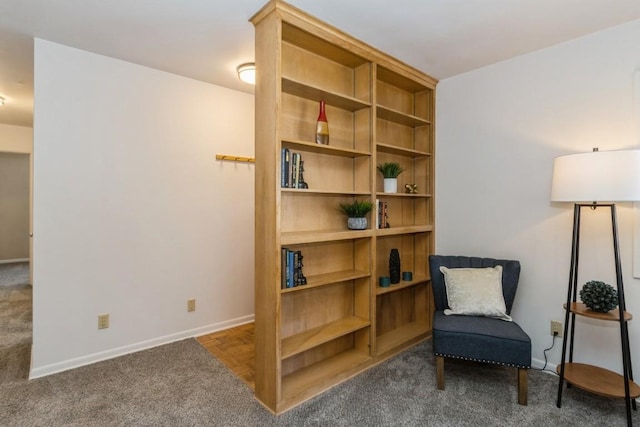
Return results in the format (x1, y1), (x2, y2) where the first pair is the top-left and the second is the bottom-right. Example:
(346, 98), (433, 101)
(237, 63), (256, 85)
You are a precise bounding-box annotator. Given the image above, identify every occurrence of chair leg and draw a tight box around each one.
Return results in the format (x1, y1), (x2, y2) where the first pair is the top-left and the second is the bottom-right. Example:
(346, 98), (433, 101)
(518, 368), (528, 406)
(436, 356), (444, 390)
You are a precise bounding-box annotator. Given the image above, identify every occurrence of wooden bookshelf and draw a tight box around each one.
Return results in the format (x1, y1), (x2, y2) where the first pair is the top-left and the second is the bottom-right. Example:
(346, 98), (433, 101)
(252, 0), (436, 413)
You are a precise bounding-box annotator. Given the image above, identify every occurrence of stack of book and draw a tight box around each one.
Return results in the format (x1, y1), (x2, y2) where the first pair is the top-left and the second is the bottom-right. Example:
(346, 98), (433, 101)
(376, 199), (389, 229)
(280, 248), (307, 289)
(280, 148), (305, 188)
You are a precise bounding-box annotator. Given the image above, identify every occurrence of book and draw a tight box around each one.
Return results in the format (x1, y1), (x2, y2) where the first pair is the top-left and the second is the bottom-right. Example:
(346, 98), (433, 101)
(281, 248), (288, 289)
(292, 152), (301, 188)
(287, 250), (295, 288)
(280, 148), (290, 188)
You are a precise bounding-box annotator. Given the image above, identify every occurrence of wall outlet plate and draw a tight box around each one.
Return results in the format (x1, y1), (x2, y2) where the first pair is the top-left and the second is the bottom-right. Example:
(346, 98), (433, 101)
(550, 320), (563, 337)
(98, 313), (109, 329)
(187, 298), (196, 312)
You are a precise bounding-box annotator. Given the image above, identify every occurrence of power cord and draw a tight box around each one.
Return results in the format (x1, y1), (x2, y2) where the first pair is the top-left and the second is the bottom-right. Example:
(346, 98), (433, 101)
(532, 331), (558, 374)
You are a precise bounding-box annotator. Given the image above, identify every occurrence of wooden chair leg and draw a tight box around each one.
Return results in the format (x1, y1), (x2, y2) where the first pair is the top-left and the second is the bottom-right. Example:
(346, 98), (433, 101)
(518, 368), (528, 406)
(436, 356), (444, 390)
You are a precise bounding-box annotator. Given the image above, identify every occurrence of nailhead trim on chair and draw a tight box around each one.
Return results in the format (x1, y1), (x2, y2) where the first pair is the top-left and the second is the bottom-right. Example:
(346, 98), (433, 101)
(435, 352), (530, 369)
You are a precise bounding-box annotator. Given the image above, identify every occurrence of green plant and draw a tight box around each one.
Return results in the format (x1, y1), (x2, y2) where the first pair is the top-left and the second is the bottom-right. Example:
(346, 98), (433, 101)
(579, 280), (618, 313)
(377, 162), (405, 178)
(337, 200), (373, 218)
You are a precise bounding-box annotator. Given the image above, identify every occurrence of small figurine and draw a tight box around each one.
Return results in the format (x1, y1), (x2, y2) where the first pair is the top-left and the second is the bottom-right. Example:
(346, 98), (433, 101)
(297, 161), (309, 189)
(405, 184), (418, 194)
(296, 251), (307, 286)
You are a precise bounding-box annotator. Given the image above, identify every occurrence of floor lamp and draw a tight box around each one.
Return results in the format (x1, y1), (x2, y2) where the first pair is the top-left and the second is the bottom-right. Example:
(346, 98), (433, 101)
(551, 148), (640, 427)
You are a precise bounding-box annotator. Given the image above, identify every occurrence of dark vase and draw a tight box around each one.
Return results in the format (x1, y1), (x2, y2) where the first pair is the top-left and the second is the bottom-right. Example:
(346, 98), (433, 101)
(389, 249), (401, 284)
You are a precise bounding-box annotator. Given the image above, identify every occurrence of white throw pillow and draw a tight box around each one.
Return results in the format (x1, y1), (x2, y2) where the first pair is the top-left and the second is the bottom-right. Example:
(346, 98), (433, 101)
(440, 265), (512, 321)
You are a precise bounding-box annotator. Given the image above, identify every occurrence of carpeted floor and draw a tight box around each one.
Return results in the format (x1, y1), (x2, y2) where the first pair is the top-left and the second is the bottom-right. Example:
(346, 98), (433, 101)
(1, 281), (638, 426)
(0, 262), (30, 288)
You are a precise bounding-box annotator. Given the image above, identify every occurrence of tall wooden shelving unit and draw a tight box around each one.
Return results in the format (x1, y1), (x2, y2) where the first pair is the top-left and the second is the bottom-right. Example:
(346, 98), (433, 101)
(252, 0), (437, 413)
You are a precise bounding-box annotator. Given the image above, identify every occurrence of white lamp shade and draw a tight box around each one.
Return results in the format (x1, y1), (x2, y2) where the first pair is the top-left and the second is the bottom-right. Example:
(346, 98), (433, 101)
(551, 150), (640, 202)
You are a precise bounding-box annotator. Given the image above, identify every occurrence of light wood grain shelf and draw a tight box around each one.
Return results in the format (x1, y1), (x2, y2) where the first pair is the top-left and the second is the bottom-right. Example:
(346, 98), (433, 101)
(565, 302), (633, 321)
(252, 0), (435, 413)
(281, 229), (373, 245)
(376, 142), (430, 158)
(283, 138), (371, 158)
(558, 363), (640, 399)
(376, 276), (430, 295)
(377, 105), (430, 127)
(375, 192), (432, 198)
(376, 225), (433, 237)
(282, 78), (371, 112)
(281, 269), (370, 294)
(376, 321), (429, 355)
(281, 316), (370, 359)
(280, 349), (371, 411)
(282, 188), (371, 196)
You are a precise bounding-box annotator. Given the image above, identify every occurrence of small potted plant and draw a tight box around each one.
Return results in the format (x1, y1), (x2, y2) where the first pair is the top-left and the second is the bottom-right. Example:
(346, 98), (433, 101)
(377, 162), (405, 193)
(337, 200), (373, 230)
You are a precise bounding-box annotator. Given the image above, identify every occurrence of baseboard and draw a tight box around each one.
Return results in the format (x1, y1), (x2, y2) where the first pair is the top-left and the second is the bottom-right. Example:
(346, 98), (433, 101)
(0, 258), (29, 264)
(531, 356), (558, 375)
(29, 314), (255, 379)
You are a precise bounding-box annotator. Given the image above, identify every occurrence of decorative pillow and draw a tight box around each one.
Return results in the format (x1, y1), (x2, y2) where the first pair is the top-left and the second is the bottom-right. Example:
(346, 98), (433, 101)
(440, 266), (512, 321)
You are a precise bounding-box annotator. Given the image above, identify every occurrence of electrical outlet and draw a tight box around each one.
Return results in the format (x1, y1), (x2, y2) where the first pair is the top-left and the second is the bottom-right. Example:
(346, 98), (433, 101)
(187, 298), (196, 312)
(550, 320), (563, 337)
(98, 313), (110, 329)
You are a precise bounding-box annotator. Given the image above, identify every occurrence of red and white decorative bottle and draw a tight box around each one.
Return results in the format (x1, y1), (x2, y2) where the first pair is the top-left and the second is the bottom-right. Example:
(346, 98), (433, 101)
(315, 100), (329, 145)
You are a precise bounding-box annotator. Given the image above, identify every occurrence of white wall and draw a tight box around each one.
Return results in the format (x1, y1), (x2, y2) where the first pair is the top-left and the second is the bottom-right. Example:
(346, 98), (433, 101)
(0, 123), (32, 153)
(31, 39), (255, 377)
(436, 19), (640, 373)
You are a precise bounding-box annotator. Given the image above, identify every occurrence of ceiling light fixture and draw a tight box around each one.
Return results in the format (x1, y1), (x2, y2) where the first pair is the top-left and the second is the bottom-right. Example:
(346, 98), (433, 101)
(237, 63), (256, 85)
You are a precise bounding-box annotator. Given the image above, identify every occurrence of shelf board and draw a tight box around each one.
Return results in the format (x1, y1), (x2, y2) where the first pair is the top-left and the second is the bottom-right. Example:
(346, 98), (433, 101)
(283, 138), (371, 158)
(282, 78), (371, 112)
(376, 321), (429, 355)
(282, 188), (370, 196)
(565, 302), (632, 322)
(375, 192), (432, 198)
(280, 349), (371, 411)
(281, 316), (370, 360)
(282, 269), (370, 294)
(281, 229), (373, 245)
(376, 142), (431, 158)
(376, 276), (430, 295)
(376, 225), (433, 237)
(376, 105), (430, 127)
(558, 363), (640, 399)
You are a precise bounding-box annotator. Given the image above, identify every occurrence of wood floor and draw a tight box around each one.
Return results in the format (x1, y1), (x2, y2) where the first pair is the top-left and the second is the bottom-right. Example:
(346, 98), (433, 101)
(197, 322), (255, 390)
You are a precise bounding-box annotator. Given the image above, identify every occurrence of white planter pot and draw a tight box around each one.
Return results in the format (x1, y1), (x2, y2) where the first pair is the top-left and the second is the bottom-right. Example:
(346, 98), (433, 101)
(383, 178), (398, 193)
(347, 217), (368, 230)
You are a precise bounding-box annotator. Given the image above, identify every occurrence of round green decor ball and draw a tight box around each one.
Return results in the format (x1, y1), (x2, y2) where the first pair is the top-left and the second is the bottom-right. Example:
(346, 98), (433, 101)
(579, 280), (618, 313)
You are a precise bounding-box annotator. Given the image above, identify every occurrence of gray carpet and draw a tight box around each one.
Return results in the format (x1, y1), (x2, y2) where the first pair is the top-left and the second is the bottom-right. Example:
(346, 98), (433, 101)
(0, 262), (30, 287)
(1, 284), (638, 426)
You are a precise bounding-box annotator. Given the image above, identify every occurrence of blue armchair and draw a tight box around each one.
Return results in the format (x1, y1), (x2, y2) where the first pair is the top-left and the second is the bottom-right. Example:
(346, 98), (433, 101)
(428, 255), (531, 405)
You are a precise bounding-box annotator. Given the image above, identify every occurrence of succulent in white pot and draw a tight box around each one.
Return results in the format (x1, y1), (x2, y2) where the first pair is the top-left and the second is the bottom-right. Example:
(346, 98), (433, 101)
(377, 162), (405, 193)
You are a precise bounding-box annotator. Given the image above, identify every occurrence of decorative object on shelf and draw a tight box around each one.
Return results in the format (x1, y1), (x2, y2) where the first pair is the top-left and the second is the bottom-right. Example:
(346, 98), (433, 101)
(376, 199), (390, 229)
(338, 200), (373, 230)
(377, 162), (405, 193)
(297, 160), (308, 189)
(295, 250), (307, 286)
(402, 271), (413, 281)
(379, 276), (391, 287)
(580, 280), (618, 313)
(405, 184), (418, 194)
(389, 249), (401, 284)
(551, 148), (640, 426)
(315, 100), (329, 145)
